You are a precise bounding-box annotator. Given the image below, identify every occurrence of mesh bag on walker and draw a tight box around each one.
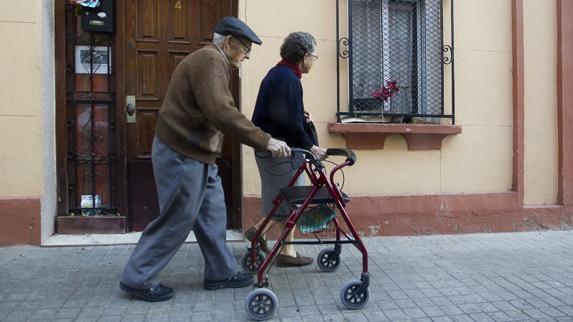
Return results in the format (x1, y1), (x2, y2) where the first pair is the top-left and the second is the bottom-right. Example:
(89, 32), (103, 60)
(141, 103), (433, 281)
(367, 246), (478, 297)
(298, 205), (337, 233)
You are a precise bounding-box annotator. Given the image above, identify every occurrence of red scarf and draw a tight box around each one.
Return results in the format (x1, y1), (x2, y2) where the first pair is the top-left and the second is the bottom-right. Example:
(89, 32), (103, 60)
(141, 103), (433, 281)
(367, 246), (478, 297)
(277, 59), (302, 79)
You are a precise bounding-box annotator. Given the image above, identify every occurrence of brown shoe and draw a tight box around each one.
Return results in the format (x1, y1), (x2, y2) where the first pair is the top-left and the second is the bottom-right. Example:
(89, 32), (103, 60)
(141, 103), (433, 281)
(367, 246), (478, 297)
(276, 252), (313, 267)
(244, 227), (271, 253)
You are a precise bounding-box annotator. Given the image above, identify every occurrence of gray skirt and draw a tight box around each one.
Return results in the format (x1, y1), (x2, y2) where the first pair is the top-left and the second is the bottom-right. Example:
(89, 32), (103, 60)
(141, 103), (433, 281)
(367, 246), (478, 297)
(255, 151), (305, 217)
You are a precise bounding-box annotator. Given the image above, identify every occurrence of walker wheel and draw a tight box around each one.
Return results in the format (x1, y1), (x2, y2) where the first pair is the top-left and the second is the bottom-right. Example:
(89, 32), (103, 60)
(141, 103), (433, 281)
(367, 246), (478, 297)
(240, 250), (265, 274)
(340, 280), (369, 310)
(317, 248), (340, 272)
(245, 288), (278, 321)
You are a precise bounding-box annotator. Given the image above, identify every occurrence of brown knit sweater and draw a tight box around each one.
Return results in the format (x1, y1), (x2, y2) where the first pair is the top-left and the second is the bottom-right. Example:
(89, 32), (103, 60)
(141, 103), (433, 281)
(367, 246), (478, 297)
(155, 45), (271, 164)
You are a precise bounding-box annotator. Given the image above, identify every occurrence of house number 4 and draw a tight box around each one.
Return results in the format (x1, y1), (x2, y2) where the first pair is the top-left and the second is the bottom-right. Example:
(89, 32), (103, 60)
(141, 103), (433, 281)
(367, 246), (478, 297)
(175, 0), (182, 10)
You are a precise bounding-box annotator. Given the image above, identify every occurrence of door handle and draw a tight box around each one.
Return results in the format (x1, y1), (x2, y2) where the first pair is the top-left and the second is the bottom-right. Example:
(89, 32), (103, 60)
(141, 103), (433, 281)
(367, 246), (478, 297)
(126, 95), (136, 123)
(126, 103), (135, 116)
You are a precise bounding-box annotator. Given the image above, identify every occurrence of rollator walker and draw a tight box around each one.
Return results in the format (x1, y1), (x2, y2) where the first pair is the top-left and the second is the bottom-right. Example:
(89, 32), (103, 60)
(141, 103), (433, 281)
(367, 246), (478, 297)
(242, 148), (369, 321)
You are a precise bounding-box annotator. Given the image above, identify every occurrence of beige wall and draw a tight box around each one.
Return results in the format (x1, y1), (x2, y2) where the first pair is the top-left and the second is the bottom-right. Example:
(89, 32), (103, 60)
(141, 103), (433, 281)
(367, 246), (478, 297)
(442, 0), (514, 194)
(523, 0), (558, 205)
(240, 0), (514, 197)
(0, 0), (44, 198)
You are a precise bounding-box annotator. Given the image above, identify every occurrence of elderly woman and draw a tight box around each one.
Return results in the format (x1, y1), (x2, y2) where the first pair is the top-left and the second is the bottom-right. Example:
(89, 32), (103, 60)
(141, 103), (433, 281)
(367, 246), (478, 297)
(246, 32), (327, 267)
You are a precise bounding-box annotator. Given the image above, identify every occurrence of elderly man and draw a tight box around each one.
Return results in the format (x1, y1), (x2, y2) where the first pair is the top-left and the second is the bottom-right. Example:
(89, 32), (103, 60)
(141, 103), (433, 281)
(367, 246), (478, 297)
(119, 16), (290, 302)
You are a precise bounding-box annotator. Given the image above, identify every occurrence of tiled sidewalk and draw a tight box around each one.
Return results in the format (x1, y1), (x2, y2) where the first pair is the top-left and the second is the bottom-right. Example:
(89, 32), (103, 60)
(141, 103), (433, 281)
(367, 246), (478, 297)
(1, 231), (573, 321)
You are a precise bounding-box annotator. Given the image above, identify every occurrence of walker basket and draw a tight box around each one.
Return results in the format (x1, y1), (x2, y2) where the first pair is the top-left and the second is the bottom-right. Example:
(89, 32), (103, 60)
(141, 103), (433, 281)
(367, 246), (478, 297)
(298, 205), (337, 233)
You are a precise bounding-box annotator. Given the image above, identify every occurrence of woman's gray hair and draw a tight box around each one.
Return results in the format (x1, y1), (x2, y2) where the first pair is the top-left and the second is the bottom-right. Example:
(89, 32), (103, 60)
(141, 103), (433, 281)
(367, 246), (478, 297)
(213, 32), (226, 45)
(280, 32), (317, 63)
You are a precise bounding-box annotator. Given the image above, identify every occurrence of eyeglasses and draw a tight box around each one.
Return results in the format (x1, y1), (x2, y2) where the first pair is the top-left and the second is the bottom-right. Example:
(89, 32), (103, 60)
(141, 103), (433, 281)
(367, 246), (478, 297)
(306, 53), (319, 61)
(234, 37), (252, 54)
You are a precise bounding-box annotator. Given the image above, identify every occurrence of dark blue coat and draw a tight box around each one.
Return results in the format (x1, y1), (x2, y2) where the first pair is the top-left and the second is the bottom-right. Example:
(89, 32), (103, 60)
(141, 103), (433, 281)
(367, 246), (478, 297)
(252, 65), (315, 149)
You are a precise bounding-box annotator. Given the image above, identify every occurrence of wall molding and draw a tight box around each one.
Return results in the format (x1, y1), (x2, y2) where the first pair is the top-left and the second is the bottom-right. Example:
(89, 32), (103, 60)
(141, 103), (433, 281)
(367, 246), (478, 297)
(0, 198), (41, 245)
(243, 194), (572, 237)
(557, 0), (573, 206)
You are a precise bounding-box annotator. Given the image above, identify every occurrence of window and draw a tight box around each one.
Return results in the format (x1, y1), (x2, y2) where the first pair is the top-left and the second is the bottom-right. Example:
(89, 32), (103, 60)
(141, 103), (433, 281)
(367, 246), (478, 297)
(337, 0), (454, 124)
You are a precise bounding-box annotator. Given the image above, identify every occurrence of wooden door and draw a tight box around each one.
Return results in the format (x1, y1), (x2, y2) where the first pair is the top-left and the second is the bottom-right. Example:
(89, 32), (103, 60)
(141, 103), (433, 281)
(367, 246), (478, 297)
(122, 0), (241, 231)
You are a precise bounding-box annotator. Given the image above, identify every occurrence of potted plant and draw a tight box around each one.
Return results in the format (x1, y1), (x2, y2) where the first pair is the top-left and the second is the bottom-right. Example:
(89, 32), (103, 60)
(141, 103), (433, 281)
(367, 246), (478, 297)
(66, 0), (100, 15)
(372, 80), (401, 123)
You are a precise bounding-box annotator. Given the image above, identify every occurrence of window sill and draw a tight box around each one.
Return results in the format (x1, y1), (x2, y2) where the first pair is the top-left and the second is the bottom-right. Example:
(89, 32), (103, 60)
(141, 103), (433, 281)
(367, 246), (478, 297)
(328, 123), (462, 150)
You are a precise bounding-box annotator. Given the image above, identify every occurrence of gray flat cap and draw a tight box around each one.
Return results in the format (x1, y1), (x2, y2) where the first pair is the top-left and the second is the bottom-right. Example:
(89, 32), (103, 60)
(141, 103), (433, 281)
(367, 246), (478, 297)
(214, 16), (262, 45)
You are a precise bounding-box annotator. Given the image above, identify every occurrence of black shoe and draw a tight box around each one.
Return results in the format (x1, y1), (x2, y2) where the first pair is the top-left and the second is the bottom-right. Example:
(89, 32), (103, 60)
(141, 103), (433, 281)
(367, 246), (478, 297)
(204, 271), (253, 290)
(119, 282), (174, 302)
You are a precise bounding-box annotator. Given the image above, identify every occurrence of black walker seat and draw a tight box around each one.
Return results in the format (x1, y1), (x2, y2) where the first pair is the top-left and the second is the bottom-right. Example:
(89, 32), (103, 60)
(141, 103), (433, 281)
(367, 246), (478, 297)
(279, 186), (350, 205)
(243, 148), (370, 321)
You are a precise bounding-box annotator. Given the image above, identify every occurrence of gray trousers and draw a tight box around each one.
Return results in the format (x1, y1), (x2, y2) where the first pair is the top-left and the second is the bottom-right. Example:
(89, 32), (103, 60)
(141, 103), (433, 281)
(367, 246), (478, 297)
(255, 151), (304, 217)
(121, 136), (239, 289)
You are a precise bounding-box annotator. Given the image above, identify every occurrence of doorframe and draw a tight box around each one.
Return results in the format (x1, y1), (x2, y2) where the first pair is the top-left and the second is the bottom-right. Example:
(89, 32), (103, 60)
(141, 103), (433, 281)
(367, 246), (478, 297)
(229, 70), (244, 230)
(41, 0), (58, 243)
(54, 0), (67, 218)
(54, 0), (243, 231)
(115, 0), (128, 220)
(115, 0), (244, 230)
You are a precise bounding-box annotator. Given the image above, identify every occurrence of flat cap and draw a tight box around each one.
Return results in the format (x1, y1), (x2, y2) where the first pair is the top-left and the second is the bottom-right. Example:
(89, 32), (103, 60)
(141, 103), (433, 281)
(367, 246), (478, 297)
(214, 16), (262, 45)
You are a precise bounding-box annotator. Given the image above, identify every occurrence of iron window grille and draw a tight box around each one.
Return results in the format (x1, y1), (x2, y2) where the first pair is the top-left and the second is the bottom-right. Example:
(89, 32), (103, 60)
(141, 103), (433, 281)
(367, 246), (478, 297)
(64, 5), (118, 216)
(336, 0), (455, 124)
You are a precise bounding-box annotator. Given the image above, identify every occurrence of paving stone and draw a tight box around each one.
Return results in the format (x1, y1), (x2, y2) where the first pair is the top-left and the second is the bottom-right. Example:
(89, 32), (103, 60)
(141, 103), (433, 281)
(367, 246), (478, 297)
(301, 314), (326, 322)
(98, 317), (123, 322)
(403, 307), (427, 319)
(29, 308), (58, 320)
(508, 299), (535, 310)
(431, 317), (454, 322)
(394, 298), (418, 309)
(541, 296), (567, 307)
(538, 306), (568, 318)
(55, 307), (82, 319)
(4, 309), (33, 321)
(376, 299), (399, 310)
(458, 303), (483, 314)
(364, 311), (388, 322)
(341, 311), (369, 322)
(556, 305), (573, 316)
(449, 315), (474, 322)
(383, 308), (408, 320)
(503, 310), (532, 320)
(421, 306), (445, 317)
(522, 308), (551, 319)
(1, 231), (573, 321)
(486, 311), (511, 321)
(78, 307), (105, 319)
(555, 318), (573, 322)
(119, 313), (146, 322)
(431, 297), (454, 306)
(476, 302), (499, 313)
(413, 298), (436, 308)
(467, 312), (496, 322)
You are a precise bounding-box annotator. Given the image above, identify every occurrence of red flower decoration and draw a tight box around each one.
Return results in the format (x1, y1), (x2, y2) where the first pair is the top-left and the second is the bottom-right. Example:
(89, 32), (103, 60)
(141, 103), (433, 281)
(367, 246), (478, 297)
(372, 80), (400, 102)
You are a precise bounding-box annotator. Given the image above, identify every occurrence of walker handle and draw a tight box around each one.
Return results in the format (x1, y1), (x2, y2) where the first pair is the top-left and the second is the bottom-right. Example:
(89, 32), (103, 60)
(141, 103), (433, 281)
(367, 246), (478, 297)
(290, 147), (316, 161)
(326, 148), (357, 166)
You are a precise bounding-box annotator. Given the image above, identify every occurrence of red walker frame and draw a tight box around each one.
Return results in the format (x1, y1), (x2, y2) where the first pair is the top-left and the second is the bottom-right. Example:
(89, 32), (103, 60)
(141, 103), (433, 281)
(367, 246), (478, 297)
(244, 148), (370, 320)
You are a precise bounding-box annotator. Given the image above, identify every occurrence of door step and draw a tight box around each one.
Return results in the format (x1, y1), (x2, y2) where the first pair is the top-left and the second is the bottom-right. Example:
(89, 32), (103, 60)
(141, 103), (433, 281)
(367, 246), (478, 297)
(43, 230), (244, 247)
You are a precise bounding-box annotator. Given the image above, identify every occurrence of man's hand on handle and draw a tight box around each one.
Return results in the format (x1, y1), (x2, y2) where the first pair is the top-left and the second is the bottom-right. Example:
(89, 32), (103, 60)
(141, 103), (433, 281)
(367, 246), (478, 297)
(266, 138), (291, 158)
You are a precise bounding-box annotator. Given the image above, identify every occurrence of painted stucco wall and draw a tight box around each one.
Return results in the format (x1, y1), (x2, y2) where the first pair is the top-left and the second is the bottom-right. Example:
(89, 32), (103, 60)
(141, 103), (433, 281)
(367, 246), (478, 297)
(0, 0), (44, 199)
(523, 0), (558, 205)
(239, 0), (514, 197)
